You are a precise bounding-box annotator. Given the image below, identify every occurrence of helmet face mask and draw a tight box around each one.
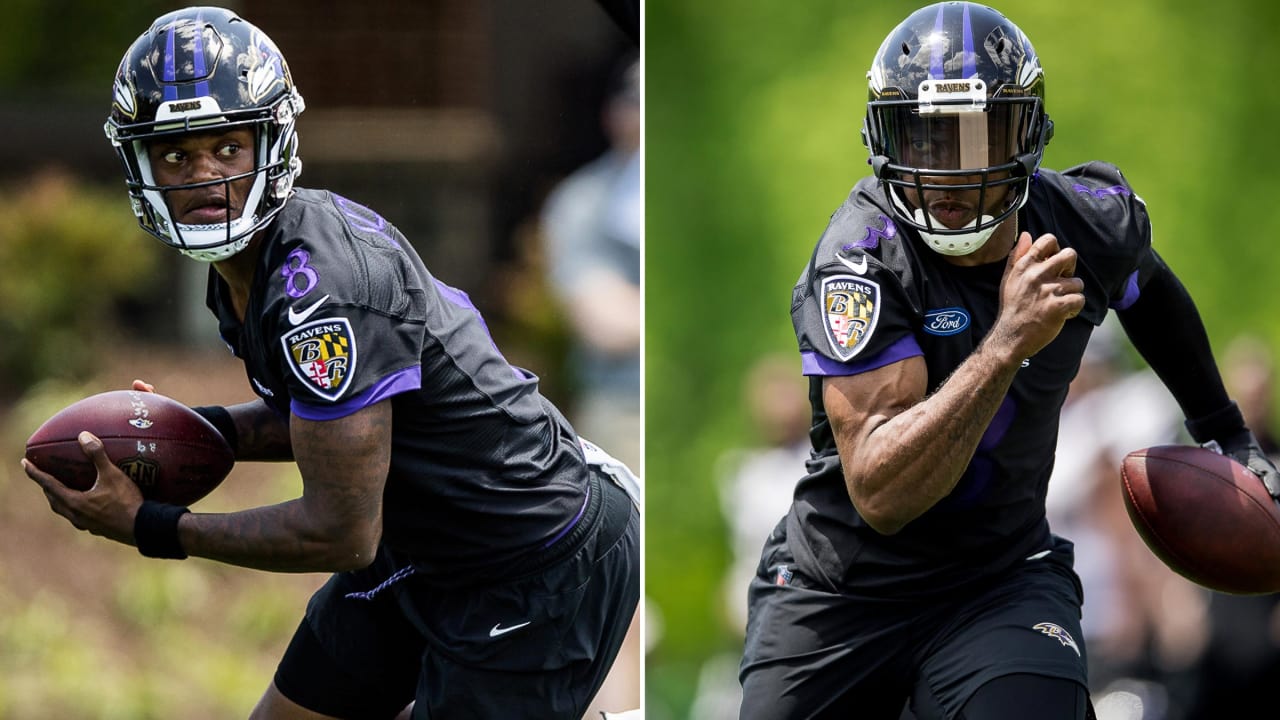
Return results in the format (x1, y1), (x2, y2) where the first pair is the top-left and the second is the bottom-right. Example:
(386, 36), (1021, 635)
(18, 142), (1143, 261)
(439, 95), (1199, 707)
(135, 128), (264, 262)
(104, 7), (305, 262)
(864, 2), (1051, 256)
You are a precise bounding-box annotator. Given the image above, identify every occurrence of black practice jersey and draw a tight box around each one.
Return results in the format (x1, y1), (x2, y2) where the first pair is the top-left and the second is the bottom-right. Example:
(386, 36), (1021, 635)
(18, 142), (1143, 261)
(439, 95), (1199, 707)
(789, 162), (1161, 600)
(207, 188), (588, 585)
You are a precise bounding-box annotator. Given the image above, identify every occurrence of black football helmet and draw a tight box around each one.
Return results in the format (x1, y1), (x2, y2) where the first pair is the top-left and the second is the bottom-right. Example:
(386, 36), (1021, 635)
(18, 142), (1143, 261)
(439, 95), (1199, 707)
(104, 7), (305, 262)
(864, 2), (1051, 256)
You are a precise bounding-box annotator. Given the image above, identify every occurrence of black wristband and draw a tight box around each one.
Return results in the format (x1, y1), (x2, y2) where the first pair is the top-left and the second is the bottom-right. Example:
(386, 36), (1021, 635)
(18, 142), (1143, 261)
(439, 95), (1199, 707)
(192, 405), (238, 455)
(134, 501), (191, 559)
(1185, 402), (1247, 445)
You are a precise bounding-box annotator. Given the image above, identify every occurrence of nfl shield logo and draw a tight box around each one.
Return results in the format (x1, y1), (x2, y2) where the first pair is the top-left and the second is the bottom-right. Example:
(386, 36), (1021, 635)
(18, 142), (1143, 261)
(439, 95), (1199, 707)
(821, 274), (881, 361)
(282, 317), (358, 401)
(118, 456), (160, 490)
(775, 564), (794, 586)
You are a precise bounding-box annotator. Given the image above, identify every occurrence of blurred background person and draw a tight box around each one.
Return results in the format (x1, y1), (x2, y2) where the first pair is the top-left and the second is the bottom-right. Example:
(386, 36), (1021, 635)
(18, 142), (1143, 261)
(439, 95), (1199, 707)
(535, 49), (642, 719)
(688, 353), (812, 720)
(1045, 319), (1206, 720)
(540, 52), (642, 473)
(1184, 335), (1280, 720)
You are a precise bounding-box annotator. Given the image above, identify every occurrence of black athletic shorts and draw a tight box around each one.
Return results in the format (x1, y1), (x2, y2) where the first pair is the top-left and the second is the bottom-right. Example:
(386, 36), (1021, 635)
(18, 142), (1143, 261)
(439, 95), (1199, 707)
(274, 467), (639, 719)
(740, 523), (1089, 720)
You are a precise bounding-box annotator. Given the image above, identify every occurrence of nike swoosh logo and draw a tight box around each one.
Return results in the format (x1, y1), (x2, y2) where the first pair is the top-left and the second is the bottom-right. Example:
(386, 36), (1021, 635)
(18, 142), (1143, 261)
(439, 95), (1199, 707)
(837, 253), (868, 275)
(287, 294), (331, 325)
(489, 621), (531, 638)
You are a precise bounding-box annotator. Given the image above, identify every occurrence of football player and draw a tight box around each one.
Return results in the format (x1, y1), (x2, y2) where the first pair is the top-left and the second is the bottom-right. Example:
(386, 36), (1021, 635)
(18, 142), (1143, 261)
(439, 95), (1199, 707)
(22, 7), (639, 719)
(738, 3), (1280, 719)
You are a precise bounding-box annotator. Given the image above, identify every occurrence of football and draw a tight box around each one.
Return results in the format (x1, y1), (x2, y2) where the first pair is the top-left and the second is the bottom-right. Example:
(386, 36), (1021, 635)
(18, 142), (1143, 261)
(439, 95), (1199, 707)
(1120, 444), (1280, 594)
(25, 390), (234, 506)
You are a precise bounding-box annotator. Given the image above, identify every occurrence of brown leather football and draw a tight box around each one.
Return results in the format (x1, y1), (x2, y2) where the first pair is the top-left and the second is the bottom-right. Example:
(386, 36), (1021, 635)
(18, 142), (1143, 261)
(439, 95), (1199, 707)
(26, 390), (234, 506)
(1121, 444), (1280, 594)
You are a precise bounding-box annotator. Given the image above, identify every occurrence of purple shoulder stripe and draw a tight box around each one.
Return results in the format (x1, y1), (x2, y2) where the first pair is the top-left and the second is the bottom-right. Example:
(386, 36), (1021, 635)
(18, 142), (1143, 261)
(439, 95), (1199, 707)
(801, 335), (923, 376)
(291, 365), (422, 420)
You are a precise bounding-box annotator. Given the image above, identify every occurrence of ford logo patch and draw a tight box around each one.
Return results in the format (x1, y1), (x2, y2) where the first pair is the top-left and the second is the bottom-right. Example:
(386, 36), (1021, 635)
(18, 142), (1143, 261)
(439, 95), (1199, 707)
(923, 308), (970, 336)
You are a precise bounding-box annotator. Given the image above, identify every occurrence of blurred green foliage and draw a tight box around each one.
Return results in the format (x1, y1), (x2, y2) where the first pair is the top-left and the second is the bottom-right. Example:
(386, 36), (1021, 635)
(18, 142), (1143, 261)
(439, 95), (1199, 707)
(0, 0), (176, 98)
(0, 386), (318, 720)
(0, 172), (161, 401)
(646, 0), (1280, 717)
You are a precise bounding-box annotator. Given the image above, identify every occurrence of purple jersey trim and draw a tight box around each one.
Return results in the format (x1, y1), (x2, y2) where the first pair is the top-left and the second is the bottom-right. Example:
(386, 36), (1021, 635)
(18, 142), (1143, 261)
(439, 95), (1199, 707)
(433, 277), (523, 379)
(343, 565), (416, 601)
(802, 334), (924, 376)
(1110, 270), (1140, 310)
(290, 365), (421, 420)
(542, 483), (591, 549)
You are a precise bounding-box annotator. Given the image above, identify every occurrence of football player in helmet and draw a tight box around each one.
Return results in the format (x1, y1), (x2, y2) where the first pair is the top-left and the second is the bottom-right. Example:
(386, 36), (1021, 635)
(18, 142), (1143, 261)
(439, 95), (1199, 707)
(102, 7), (304, 263)
(739, 3), (1280, 719)
(25, 7), (640, 719)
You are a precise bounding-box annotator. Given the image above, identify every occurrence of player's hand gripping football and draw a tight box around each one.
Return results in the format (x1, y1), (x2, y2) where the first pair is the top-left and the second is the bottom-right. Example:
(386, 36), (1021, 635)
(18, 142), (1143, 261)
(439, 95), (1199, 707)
(1216, 430), (1280, 511)
(992, 232), (1086, 360)
(22, 432), (145, 546)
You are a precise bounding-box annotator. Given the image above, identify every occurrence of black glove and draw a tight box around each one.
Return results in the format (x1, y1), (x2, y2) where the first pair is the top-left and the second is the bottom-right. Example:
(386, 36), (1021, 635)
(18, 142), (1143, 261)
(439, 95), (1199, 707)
(1186, 402), (1280, 507)
(1213, 429), (1280, 507)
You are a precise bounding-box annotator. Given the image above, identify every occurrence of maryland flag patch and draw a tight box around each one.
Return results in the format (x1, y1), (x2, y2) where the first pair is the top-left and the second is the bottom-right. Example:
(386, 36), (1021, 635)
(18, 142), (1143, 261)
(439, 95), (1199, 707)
(282, 317), (358, 400)
(821, 275), (881, 361)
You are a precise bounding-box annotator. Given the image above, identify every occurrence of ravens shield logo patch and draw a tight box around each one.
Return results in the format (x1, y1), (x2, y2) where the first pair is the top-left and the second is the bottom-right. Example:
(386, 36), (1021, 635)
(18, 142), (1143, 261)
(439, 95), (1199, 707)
(822, 275), (881, 361)
(282, 317), (358, 401)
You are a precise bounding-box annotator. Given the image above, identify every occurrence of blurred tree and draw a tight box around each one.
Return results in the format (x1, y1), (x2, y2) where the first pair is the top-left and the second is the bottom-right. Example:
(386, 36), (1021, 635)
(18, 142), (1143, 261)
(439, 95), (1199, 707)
(0, 0), (176, 97)
(0, 172), (162, 402)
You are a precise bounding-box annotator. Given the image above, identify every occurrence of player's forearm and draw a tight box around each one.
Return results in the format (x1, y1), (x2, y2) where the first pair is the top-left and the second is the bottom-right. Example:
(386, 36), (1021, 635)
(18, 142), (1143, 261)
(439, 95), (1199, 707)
(178, 404), (389, 572)
(227, 399), (294, 461)
(176, 499), (379, 572)
(846, 341), (1022, 534)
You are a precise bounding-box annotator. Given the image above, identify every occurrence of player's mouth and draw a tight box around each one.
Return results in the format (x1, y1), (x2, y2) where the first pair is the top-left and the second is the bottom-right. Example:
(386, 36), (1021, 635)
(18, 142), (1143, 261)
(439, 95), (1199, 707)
(180, 194), (238, 224)
(927, 199), (974, 229)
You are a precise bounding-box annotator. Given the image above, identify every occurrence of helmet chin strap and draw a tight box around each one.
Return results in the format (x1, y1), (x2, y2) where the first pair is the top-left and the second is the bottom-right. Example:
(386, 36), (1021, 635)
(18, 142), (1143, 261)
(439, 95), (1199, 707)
(912, 207), (999, 257)
(888, 191), (998, 257)
(173, 215), (258, 262)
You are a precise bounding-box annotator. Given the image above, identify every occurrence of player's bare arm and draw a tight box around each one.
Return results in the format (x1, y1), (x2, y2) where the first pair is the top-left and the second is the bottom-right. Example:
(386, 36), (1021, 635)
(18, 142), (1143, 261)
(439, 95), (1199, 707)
(225, 400), (294, 461)
(23, 401), (389, 571)
(176, 400), (390, 572)
(827, 231), (1084, 534)
(826, 352), (1011, 534)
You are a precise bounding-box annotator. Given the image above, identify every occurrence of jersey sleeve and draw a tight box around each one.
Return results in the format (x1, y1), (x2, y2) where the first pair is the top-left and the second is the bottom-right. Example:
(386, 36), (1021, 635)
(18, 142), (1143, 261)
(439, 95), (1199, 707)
(268, 196), (427, 420)
(792, 193), (923, 377)
(1056, 162), (1160, 313)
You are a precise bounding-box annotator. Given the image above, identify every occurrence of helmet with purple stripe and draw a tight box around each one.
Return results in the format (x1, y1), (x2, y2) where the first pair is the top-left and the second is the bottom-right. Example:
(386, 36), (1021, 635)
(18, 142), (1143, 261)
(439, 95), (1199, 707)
(863, 2), (1052, 256)
(104, 6), (305, 262)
